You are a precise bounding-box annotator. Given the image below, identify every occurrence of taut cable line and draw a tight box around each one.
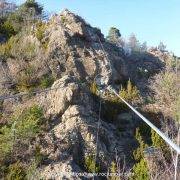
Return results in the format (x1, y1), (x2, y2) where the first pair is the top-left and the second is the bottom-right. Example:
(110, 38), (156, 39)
(0, 85), (62, 101)
(107, 86), (180, 154)
(94, 93), (102, 178)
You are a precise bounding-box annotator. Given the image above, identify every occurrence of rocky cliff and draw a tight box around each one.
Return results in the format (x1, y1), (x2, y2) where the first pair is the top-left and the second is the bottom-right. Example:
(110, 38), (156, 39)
(0, 9), (168, 179)
(45, 10), (127, 85)
(0, 9), (134, 178)
(36, 75), (135, 178)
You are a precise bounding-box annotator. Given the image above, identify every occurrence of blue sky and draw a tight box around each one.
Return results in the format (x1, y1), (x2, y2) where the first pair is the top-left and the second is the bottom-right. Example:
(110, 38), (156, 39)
(15, 0), (180, 56)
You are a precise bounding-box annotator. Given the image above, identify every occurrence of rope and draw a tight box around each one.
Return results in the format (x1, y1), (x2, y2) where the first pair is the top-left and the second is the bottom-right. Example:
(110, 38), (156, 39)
(94, 94), (102, 164)
(86, 29), (103, 177)
(107, 86), (180, 154)
(0, 85), (62, 101)
(93, 91), (102, 179)
(0, 80), (14, 84)
(97, 36), (113, 76)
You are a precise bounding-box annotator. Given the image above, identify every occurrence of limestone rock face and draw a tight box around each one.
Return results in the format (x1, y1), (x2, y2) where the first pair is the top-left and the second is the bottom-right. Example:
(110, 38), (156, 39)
(41, 75), (79, 117)
(44, 9), (127, 85)
(37, 76), (129, 178)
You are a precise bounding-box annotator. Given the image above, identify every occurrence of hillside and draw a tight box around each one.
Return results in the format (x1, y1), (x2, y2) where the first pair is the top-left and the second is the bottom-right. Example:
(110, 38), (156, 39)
(0, 2), (179, 180)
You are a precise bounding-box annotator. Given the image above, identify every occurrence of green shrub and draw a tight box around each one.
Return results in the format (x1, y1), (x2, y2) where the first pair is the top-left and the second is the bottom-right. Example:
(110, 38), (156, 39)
(0, 113), (3, 119)
(61, 16), (67, 24)
(85, 155), (100, 173)
(16, 68), (54, 92)
(151, 70), (179, 118)
(17, 72), (54, 92)
(151, 129), (170, 160)
(131, 158), (150, 180)
(0, 125), (14, 162)
(35, 21), (49, 49)
(89, 81), (99, 96)
(16, 65), (38, 92)
(133, 128), (148, 162)
(40, 75), (54, 89)
(23, 42), (37, 59)
(26, 160), (39, 180)
(35, 22), (46, 42)
(119, 79), (140, 103)
(0, 105), (44, 163)
(42, 40), (49, 49)
(109, 161), (119, 180)
(6, 161), (26, 180)
(0, 21), (16, 39)
(144, 96), (155, 104)
(137, 123), (152, 145)
(7, 13), (24, 32)
(34, 145), (44, 165)
(11, 105), (43, 140)
(10, 39), (37, 60)
(0, 34), (37, 60)
(0, 36), (19, 58)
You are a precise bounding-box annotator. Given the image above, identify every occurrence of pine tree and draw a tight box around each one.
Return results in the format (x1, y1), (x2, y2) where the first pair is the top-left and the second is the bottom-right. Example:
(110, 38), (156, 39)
(109, 161), (119, 180)
(158, 42), (166, 52)
(107, 27), (121, 45)
(131, 158), (150, 180)
(119, 79), (139, 103)
(133, 128), (148, 162)
(128, 33), (140, 52)
(151, 129), (170, 159)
